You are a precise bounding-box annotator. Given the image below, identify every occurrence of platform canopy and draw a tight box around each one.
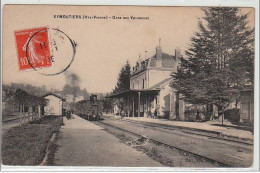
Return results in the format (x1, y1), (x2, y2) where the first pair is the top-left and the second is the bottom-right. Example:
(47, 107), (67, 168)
(106, 89), (160, 98)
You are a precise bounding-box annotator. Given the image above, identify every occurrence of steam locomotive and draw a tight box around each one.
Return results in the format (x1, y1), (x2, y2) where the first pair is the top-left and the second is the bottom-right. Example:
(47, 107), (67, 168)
(74, 94), (103, 121)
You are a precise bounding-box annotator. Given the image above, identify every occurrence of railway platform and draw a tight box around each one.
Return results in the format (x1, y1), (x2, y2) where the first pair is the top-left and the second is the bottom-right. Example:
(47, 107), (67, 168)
(53, 114), (162, 167)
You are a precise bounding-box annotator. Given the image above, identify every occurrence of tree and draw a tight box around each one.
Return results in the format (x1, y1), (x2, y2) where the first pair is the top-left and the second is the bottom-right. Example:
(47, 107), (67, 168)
(15, 89), (46, 108)
(2, 83), (49, 97)
(112, 61), (131, 115)
(113, 61), (131, 93)
(172, 7), (254, 120)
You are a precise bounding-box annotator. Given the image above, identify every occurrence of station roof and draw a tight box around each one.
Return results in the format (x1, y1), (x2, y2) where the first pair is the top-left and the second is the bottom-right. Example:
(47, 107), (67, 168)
(42, 93), (66, 101)
(106, 89), (160, 98)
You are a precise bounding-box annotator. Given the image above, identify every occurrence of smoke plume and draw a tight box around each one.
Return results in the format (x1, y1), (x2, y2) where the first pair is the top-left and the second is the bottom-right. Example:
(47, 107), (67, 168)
(63, 71), (81, 103)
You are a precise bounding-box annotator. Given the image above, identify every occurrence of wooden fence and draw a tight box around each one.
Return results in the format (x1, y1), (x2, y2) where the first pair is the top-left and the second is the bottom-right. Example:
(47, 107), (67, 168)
(19, 111), (41, 125)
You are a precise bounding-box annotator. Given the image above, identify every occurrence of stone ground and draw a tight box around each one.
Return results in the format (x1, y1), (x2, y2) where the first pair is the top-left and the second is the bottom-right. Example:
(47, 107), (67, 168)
(53, 114), (162, 167)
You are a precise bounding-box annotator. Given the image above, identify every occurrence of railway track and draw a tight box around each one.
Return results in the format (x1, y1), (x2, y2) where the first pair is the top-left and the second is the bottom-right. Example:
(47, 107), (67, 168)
(119, 119), (253, 146)
(93, 120), (233, 167)
(3, 117), (20, 123)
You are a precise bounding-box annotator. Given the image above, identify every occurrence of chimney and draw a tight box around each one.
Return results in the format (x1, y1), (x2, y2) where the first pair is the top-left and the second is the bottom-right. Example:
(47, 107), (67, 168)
(156, 38), (162, 60)
(138, 54), (142, 63)
(155, 38), (162, 67)
(145, 50), (148, 59)
(175, 48), (181, 59)
(175, 48), (181, 68)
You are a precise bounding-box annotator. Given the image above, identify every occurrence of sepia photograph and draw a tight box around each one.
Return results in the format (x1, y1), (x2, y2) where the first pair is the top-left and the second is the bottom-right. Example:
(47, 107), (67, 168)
(1, 1), (258, 171)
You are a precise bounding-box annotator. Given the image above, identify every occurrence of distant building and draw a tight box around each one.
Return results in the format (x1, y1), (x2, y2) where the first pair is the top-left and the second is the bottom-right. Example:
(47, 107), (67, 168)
(2, 93), (21, 117)
(109, 39), (185, 120)
(65, 94), (84, 103)
(3, 89), (46, 119)
(43, 93), (66, 116)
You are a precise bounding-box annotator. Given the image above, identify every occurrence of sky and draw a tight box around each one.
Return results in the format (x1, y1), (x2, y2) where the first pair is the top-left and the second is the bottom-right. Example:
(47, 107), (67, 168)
(2, 5), (254, 93)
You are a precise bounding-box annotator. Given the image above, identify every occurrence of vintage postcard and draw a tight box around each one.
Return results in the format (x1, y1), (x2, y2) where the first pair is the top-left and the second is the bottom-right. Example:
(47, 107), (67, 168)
(1, 1), (259, 171)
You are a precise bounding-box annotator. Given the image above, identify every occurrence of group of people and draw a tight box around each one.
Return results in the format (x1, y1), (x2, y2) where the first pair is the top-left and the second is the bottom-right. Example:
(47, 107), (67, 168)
(65, 109), (72, 120)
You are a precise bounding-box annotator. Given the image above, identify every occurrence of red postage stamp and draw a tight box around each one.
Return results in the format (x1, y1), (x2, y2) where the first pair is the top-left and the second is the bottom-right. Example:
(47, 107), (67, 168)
(15, 27), (52, 71)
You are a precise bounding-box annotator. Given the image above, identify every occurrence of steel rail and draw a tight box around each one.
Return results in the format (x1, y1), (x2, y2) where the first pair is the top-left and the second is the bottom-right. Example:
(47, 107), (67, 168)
(94, 120), (233, 167)
(119, 119), (253, 146)
(3, 118), (20, 123)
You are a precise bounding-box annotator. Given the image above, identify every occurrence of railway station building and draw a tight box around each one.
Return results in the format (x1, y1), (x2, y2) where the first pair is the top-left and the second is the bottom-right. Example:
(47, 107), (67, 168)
(109, 40), (185, 120)
(43, 93), (66, 116)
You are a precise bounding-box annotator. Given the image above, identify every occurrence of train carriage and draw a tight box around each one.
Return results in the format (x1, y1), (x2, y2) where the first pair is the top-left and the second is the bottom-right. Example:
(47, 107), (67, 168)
(74, 94), (103, 121)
